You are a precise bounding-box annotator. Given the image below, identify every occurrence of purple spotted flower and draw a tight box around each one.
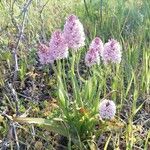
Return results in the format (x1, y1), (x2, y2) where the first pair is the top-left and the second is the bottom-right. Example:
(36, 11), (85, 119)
(37, 43), (54, 64)
(49, 30), (68, 60)
(63, 14), (85, 50)
(89, 37), (104, 55)
(99, 99), (116, 119)
(101, 39), (122, 64)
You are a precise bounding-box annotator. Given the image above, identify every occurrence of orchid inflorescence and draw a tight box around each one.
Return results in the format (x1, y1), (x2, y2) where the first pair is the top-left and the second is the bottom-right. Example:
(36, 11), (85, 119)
(99, 99), (116, 119)
(38, 14), (122, 67)
(37, 14), (120, 120)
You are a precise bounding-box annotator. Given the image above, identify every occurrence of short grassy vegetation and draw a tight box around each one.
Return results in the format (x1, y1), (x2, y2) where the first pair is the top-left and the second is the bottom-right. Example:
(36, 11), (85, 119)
(0, 0), (149, 149)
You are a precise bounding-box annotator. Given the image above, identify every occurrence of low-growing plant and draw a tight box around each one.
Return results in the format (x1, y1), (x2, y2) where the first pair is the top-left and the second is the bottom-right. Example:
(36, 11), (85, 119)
(1, 14), (126, 150)
(0, 0), (149, 149)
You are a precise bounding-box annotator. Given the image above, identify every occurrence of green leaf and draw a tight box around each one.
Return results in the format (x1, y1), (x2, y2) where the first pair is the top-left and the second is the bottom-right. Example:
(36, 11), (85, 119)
(13, 117), (68, 137)
(144, 130), (150, 150)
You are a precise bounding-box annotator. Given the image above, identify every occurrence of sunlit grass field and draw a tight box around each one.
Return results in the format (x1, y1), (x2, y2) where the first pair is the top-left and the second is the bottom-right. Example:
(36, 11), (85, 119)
(0, 0), (149, 149)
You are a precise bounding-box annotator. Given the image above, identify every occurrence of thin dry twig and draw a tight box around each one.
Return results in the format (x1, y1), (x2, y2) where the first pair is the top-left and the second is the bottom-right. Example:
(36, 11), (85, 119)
(8, 83), (19, 116)
(1, 1), (34, 149)
(12, 0), (33, 80)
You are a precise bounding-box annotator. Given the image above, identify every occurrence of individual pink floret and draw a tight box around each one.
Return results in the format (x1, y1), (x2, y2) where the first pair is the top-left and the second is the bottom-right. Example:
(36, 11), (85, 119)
(63, 14), (85, 50)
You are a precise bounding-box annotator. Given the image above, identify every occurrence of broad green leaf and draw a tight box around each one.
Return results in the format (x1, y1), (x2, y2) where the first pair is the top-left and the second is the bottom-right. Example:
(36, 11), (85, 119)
(13, 117), (68, 137)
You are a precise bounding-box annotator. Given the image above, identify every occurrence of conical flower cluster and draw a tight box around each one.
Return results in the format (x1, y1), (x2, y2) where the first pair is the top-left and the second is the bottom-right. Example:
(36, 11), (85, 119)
(85, 37), (103, 67)
(89, 37), (103, 55)
(63, 14), (85, 50)
(101, 39), (122, 64)
(49, 30), (68, 60)
(85, 48), (100, 67)
(37, 43), (54, 64)
(99, 99), (116, 119)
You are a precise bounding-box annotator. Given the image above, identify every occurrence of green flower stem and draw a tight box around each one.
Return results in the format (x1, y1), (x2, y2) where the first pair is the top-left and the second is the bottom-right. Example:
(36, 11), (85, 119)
(52, 63), (68, 115)
(71, 52), (83, 107)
